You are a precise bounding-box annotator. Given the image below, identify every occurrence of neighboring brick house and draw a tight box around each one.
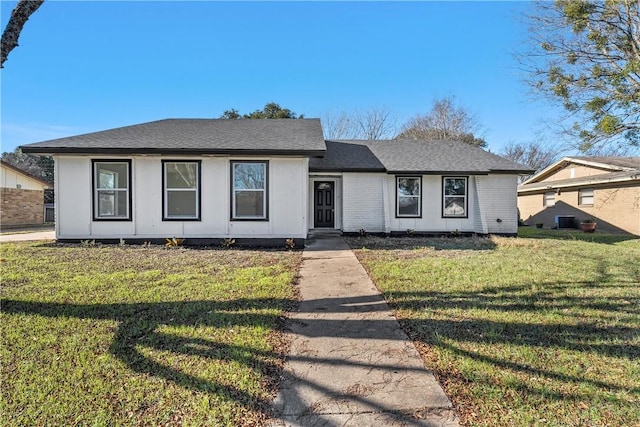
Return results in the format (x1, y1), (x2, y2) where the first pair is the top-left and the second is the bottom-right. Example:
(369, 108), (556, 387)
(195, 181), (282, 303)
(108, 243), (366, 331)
(0, 160), (52, 227)
(518, 157), (640, 235)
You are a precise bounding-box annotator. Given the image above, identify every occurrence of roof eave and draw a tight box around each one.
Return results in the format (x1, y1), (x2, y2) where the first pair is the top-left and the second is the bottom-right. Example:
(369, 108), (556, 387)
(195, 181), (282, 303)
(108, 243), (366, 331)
(309, 167), (386, 173)
(521, 156), (628, 185)
(518, 174), (640, 193)
(20, 146), (326, 157)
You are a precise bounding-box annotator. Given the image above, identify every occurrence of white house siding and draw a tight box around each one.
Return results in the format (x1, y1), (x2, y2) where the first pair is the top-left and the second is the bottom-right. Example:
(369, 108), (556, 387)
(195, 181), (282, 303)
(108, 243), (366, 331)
(0, 164), (49, 190)
(54, 155), (309, 240)
(475, 174), (519, 234)
(342, 173), (386, 232)
(339, 173), (519, 234)
(386, 175), (476, 233)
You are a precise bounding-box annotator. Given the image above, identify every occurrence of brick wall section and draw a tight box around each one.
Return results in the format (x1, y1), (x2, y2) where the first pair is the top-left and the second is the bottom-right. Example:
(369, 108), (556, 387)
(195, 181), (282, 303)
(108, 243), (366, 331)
(477, 175), (519, 234)
(0, 188), (45, 226)
(342, 173), (386, 232)
(518, 183), (640, 235)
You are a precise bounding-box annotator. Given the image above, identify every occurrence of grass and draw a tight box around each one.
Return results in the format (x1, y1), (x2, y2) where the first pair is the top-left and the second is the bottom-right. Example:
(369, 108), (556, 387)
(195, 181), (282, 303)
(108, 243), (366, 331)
(348, 229), (640, 427)
(1, 242), (302, 427)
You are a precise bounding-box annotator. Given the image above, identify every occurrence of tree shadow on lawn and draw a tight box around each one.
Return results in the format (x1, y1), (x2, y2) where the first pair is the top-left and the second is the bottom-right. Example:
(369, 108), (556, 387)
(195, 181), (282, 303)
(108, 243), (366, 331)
(1, 298), (293, 420)
(4, 287), (638, 425)
(389, 279), (639, 359)
(385, 282), (640, 404)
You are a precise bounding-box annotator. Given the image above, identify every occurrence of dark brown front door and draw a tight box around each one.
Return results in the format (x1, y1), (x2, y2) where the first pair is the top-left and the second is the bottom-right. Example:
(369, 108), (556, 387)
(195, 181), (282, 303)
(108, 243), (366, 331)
(314, 181), (334, 228)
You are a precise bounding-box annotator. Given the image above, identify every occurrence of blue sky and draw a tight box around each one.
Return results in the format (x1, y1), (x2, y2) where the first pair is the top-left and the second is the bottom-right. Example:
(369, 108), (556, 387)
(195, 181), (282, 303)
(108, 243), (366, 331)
(1, 1), (557, 153)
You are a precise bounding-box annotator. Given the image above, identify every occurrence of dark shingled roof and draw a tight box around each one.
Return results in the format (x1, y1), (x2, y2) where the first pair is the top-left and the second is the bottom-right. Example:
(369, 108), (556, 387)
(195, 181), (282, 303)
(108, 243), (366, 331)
(21, 119), (532, 174)
(309, 141), (385, 172)
(20, 118), (327, 156)
(310, 139), (533, 174)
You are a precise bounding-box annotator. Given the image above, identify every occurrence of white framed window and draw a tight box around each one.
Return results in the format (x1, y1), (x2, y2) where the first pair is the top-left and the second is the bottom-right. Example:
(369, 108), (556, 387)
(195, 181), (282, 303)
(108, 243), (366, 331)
(578, 188), (594, 206)
(396, 176), (421, 217)
(443, 177), (468, 217)
(93, 160), (131, 220)
(231, 161), (268, 220)
(163, 161), (200, 220)
(543, 191), (556, 207)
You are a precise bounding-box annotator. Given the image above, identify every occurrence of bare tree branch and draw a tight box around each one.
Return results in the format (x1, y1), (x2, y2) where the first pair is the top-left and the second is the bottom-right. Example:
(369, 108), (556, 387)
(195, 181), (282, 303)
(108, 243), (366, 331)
(321, 111), (358, 140)
(501, 141), (559, 182)
(354, 106), (396, 140)
(1, 0), (44, 68)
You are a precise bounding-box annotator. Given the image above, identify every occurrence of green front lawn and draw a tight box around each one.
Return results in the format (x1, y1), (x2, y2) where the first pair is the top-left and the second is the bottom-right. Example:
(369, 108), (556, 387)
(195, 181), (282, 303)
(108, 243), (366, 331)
(349, 230), (640, 426)
(1, 242), (301, 426)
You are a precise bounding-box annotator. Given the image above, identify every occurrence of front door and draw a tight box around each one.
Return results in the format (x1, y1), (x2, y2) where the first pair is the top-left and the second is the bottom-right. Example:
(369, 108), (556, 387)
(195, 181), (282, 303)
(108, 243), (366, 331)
(314, 181), (334, 228)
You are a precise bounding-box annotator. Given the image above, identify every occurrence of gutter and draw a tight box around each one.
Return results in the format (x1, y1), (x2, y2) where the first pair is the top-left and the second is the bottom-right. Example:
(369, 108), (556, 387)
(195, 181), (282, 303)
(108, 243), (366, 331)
(518, 173), (639, 194)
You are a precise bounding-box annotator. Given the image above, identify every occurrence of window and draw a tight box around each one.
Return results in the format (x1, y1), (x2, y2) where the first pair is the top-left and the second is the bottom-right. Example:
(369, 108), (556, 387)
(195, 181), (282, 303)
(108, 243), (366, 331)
(396, 177), (421, 217)
(163, 161), (200, 220)
(443, 177), (468, 217)
(578, 188), (594, 206)
(543, 191), (556, 207)
(231, 161), (268, 220)
(93, 160), (131, 220)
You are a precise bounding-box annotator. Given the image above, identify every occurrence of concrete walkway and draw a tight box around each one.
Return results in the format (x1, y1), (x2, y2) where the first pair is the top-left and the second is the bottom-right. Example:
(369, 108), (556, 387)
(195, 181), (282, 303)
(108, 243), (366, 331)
(0, 229), (55, 242)
(270, 234), (459, 427)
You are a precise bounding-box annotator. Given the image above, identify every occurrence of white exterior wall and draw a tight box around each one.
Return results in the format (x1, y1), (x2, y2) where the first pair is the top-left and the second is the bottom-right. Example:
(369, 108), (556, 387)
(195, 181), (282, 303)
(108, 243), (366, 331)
(342, 173), (387, 232)
(387, 175), (477, 233)
(0, 164), (49, 190)
(54, 155), (309, 239)
(339, 173), (520, 235)
(476, 174), (519, 234)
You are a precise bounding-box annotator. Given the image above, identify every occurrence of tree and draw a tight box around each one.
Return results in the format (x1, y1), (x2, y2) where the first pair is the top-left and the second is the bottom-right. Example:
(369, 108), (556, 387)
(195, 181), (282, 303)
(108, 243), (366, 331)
(321, 106), (396, 140)
(396, 97), (487, 147)
(523, 0), (640, 153)
(501, 141), (559, 182)
(1, 148), (53, 182)
(354, 106), (396, 140)
(220, 108), (241, 119)
(220, 102), (303, 119)
(321, 111), (358, 140)
(1, 0), (44, 68)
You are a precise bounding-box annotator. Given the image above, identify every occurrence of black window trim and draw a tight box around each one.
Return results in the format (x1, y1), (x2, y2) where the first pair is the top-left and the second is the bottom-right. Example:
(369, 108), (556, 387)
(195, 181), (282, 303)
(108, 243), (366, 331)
(395, 175), (422, 218)
(92, 159), (133, 221)
(442, 176), (469, 219)
(161, 160), (202, 221)
(230, 160), (269, 221)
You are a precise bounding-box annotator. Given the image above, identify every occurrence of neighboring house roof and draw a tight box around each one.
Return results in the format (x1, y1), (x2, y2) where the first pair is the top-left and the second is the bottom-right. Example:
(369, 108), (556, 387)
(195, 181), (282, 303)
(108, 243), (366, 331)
(0, 160), (51, 188)
(521, 156), (640, 185)
(518, 170), (640, 193)
(568, 156), (640, 170)
(518, 156), (640, 194)
(20, 118), (327, 156)
(311, 139), (533, 174)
